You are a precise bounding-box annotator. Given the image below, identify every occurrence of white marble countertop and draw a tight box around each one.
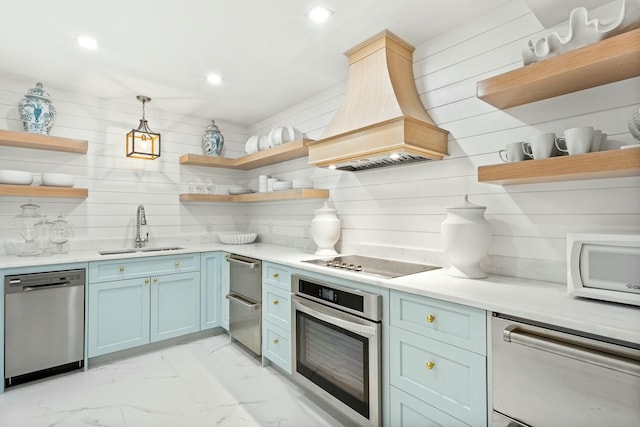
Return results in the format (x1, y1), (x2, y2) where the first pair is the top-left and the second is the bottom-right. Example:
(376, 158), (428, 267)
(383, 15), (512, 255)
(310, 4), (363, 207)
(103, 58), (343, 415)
(1, 242), (638, 345)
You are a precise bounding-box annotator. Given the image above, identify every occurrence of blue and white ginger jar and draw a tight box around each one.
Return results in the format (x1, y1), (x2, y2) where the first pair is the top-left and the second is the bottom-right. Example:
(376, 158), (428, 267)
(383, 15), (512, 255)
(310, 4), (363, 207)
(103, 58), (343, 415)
(202, 120), (224, 157)
(18, 82), (56, 135)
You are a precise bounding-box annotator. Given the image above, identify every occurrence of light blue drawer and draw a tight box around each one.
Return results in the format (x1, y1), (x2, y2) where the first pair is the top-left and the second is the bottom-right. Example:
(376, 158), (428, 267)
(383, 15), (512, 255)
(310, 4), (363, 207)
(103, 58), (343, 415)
(263, 321), (291, 374)
(390, 290), (486, 354)
(89, 253), (200, 283)
(390, 326), (487, 427)
(390, 386), (469, 427)
(263, 284), (291, 331)
(263, 262), (292, 291)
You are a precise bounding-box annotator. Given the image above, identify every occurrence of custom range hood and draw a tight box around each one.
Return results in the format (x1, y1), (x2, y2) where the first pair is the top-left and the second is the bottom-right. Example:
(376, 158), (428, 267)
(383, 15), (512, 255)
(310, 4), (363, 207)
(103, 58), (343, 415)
(307, 30), (449, 171)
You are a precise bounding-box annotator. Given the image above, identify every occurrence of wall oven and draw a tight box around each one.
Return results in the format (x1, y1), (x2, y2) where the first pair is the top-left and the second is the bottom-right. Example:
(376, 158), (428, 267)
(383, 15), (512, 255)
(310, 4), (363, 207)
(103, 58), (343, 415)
(291, 274), (382, 427)
(492, 313), (640, 427)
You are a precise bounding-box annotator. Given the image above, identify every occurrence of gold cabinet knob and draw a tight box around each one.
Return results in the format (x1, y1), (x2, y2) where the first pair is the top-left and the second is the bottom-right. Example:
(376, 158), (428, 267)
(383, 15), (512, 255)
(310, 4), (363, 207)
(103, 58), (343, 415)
(273, 339), (279, 345)
(427, 314), (436, 323)
(119, 266), (125, 272)
(273, 300), (279, 305)
(153, 277), (158, 283)
(144, 279), (149, 284)
(426, 361), (435, 370)
(175, 261), (180, 267)
(273, 273), (279, 279)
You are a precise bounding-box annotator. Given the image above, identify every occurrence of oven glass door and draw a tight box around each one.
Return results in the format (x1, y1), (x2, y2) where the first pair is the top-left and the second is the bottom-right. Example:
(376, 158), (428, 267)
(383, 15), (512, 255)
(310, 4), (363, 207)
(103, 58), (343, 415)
(293, 295), (380, 426)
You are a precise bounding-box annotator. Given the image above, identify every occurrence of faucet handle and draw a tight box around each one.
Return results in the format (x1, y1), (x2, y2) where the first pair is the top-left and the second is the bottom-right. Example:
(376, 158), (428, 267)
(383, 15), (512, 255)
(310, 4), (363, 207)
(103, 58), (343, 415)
(145, 232), (149, 244)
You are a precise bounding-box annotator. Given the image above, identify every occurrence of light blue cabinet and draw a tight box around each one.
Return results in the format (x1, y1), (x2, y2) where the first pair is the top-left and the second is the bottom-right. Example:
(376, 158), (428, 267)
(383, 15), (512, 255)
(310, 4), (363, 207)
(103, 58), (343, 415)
(88, 254), (201, 358)
(261, 261), (293, 373)
(389, 290), (487, 427)
(200, 252), (222, 330)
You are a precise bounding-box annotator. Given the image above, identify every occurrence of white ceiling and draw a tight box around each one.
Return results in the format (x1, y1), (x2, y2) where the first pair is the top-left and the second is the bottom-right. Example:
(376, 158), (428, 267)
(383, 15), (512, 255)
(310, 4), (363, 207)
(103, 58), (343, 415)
(1, 0), (519, 126)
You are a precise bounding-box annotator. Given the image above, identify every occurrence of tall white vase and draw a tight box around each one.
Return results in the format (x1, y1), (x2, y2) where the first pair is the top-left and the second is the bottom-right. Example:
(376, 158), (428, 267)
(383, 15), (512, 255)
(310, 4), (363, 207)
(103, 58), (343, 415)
(311, 202), (340, 256)
(441, 195), (492, 279)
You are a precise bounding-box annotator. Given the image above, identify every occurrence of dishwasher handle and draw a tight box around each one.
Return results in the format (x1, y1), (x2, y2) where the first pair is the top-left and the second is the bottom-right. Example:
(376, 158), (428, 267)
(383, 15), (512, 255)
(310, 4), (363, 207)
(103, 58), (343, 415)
(23, 282), (73, 292)
(225, 254), (261, 269)
(504, 325), (640, 377)
(226, 293), (261, 311)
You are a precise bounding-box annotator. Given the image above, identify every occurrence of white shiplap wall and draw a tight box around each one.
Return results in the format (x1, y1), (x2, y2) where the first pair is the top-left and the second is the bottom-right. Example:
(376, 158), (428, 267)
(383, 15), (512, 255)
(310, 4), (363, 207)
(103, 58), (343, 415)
(0, 0), (638, 284)
(0, 75), (251, 253)
(246, 0), (640, 283)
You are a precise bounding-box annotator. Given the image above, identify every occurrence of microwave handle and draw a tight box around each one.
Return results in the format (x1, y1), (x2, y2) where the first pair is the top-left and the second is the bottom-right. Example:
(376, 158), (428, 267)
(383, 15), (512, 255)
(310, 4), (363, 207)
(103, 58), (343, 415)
(504, 326), (640, 377)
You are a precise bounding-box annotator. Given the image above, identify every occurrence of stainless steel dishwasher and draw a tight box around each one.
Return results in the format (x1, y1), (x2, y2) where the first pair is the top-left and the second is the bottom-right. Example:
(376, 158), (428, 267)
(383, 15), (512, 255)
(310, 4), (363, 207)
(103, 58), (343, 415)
(492, 313), (640, 427)
(4, 269), (85, 387)
(225, 254), (262, 356)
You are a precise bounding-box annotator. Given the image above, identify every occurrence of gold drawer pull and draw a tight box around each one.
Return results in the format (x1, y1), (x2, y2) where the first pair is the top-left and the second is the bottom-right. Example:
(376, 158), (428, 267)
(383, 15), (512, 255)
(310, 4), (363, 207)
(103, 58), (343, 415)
(427, 314), (436, 323)
(426, 361), (435, 370)
(119, 266), (125, 272)
(273, 300), (279, 305)
(273, 273), (279, 279)
(144, 279), (149, 284)
(153, 277), (158, 283)
(273, 339), (279, 345)
(175, 261), (180, 267)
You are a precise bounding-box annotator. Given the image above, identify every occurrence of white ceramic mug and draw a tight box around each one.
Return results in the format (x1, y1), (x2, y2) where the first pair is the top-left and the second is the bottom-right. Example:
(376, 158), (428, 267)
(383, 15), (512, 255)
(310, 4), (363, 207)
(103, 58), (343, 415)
(499, 142), (526, 162)
(556, 126), (594, 155)
(523, 133), (557, 160)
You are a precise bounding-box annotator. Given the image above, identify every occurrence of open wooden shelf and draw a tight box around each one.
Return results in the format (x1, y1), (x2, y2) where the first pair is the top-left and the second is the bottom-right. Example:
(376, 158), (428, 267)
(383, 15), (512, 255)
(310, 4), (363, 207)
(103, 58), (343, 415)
(180, 188), (329, 203)
(0, 184), (89, 198)
(180, 139), (313, 170)
(478, 148), (640, 185)
(476, 29), (640, 109)
(0, 129), (88, 153)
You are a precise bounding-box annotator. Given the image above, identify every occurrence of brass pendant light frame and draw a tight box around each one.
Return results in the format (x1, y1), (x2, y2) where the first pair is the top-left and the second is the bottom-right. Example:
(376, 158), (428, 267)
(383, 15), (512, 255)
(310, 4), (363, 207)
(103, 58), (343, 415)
(126, 95), (161, 160)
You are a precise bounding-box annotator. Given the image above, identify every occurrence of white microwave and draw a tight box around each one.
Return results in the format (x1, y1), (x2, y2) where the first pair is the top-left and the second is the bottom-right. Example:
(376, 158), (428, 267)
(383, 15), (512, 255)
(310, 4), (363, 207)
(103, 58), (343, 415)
(567, 233), (640, 306)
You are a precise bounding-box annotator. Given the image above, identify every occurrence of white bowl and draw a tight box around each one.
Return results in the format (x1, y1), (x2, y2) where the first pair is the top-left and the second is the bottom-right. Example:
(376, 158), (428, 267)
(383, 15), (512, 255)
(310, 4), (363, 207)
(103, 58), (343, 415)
(41, 172), (76, 187)
(0, 170), (33, 185)
(218, 232), (258, 245)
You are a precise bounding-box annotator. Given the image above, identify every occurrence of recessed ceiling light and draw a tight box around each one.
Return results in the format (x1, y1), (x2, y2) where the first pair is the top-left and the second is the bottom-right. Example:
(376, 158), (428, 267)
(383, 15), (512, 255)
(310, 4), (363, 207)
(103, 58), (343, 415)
(77, 35), (98, 50)
(309, 5), (332, 23)
(207, 74), (223, 85)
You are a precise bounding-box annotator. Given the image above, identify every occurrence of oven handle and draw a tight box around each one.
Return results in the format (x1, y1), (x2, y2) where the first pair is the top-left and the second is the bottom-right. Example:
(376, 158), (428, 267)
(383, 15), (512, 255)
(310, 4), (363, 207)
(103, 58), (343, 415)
(504, 326), (640, 377)
(226, 293), (261, 311)
(225, 254), (261, 269)
(293, 295), (378, 337)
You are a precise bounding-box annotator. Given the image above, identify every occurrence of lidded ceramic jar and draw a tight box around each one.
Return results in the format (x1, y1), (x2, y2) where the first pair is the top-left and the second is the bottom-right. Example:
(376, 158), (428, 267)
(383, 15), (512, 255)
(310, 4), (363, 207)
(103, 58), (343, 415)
(18, 82), (56, 134)
(202, 119), (224, 157)
(311, 201), (341, 256)
(441, 195), (492, 279)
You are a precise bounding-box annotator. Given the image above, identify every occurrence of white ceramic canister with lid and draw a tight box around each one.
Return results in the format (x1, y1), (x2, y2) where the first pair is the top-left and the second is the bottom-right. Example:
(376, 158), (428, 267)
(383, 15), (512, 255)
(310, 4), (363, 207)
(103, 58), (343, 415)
(311, 201), (341, 256)
(441, 195), (492, 279)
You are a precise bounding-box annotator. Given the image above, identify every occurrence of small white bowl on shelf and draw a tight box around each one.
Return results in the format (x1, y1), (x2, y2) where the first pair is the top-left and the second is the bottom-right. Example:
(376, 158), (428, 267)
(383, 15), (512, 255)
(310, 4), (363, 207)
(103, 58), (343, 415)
(41, 173), (76, 187)
(0, 170), (33, 185)
(218, 232), (258, 245)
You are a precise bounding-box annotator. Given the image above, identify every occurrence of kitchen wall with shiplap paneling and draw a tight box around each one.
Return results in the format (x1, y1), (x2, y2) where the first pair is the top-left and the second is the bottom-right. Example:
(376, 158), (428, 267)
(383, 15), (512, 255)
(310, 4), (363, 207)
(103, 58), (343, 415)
(246, 0), (640, 283)
(0, 75), (250, 254)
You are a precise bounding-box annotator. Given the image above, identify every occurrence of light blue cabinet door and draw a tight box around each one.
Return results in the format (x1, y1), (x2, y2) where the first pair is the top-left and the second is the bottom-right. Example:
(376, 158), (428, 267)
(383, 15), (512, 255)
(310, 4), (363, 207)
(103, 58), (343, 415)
(88, 277), (150, 357)
(390, 326), (487, 427)
(390, 386), (469, 427)
(201, 252), (221, 330)
(263, 284), (291, 331)
(150, 272), (200, 342)
(262, 321), (292, 374)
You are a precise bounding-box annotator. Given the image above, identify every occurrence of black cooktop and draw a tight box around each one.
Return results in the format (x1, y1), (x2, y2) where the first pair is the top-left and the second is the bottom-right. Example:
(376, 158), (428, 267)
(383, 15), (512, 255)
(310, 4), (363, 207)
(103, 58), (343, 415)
(302, 255), (440, 279)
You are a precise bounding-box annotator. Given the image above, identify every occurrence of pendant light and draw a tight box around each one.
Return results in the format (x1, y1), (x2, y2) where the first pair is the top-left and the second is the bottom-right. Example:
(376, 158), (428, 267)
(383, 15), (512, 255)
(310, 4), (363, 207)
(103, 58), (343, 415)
(126, 95), (161, 159)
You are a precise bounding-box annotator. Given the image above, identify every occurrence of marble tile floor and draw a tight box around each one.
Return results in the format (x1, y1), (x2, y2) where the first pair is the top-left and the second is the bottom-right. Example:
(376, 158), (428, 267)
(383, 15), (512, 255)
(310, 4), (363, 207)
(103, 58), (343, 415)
(0, 334), (351, 427)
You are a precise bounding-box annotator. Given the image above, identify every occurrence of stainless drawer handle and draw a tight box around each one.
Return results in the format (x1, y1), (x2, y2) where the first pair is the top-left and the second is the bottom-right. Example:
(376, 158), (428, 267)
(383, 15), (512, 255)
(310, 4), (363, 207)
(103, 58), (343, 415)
(225, 255), (260, 269)
(504, 326), (640, 377)
(226, 293), (260, 311)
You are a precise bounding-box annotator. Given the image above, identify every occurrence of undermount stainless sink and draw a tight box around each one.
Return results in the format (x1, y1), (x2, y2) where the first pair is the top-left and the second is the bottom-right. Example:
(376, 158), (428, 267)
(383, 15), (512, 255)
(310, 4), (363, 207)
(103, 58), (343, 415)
(98, 246), (184, 255)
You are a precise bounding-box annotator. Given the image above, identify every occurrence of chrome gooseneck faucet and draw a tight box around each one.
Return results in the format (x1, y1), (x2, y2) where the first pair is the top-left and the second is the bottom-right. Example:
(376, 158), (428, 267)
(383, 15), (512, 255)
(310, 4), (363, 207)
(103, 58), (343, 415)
(135, 204), (149, 248)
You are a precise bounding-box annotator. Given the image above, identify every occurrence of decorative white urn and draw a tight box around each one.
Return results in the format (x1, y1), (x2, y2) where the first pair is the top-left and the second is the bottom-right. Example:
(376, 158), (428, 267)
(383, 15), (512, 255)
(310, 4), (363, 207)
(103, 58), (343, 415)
(311, 201), (340, 256)
(441, 195), (492, 279)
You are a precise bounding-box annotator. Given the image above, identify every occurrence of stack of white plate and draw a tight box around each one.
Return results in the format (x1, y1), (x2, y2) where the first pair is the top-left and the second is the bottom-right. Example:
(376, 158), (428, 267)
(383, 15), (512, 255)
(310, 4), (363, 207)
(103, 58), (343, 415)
(229, 186), (253, 195)
(272, 180), (292, 191)
(292, 179), (313, 189)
